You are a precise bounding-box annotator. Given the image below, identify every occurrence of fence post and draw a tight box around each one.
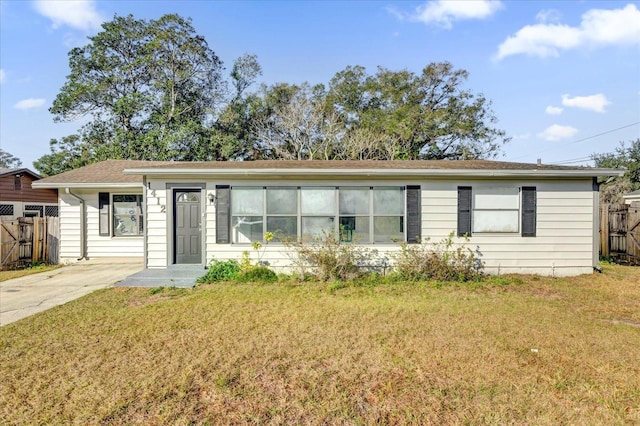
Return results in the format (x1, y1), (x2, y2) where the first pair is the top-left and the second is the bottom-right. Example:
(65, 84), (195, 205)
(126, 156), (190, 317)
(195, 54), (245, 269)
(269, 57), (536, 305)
(600, 204), (609, 257)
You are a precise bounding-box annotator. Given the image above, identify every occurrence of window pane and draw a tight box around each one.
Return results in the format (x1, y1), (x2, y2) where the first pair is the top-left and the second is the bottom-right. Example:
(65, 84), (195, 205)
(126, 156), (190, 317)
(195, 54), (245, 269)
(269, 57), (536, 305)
(473, 210), (519, 233)
(339, 187), (369, 215)
(374, 216), (404, 243)
(301, 216), (335, 239)
(232, 188), (263, 215)
(373, 187), (403, 215)
(339, 216), (370, 243)
(232, 216), (263, 243)
(113, 195), (139, 204)
(301, 188), (335, 215)
(113, 195), (142, 236)
(267, 188), (297, 214)
(474, 188), (519, 210)
(177, 192), (199, 202)
(267, 216), (297, 241)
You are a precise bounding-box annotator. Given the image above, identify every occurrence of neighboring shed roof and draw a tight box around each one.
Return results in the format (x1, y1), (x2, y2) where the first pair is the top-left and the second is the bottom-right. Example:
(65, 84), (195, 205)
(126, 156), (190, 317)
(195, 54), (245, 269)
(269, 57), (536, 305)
(33, 159), (624, 188)
(0, 167), (41, 179)
(624, 190), (640, 198)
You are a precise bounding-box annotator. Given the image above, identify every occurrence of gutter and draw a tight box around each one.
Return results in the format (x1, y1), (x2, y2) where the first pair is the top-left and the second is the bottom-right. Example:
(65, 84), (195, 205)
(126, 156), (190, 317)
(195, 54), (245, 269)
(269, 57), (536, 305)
(65, 188), (88, 260)
(123, 167), (625, 179)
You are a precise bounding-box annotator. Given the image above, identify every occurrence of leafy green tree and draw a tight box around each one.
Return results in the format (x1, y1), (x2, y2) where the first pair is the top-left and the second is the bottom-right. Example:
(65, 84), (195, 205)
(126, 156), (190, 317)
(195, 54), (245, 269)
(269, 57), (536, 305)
(0, 149), (22, 168)
(33, 135), (92, 177)
(592, 139), (640, 204)
(39, 13), (227, 171)
(213, 54), (264, 160)
(326, 62), (509, 160)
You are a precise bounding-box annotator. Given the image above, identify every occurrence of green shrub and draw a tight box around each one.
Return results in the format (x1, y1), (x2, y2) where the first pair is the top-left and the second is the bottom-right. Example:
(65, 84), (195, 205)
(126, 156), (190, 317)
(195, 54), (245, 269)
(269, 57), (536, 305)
(237, 266), (278, 283)
(285, 231), (379, 282)
(392, 233), (484, 282)
(198, 259), (240, 283)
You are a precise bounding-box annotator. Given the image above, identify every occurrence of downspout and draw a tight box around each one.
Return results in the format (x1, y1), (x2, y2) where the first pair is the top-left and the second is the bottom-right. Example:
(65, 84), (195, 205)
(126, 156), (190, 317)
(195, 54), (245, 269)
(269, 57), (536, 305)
(592, 177), (602, 273)
(65, 188), (88, 260)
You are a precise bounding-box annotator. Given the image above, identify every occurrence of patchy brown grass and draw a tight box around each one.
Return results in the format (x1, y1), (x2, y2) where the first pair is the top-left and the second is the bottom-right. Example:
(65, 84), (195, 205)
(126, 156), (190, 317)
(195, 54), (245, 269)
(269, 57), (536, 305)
(0, 264), (60, 282)
(1, 264), (639, 425)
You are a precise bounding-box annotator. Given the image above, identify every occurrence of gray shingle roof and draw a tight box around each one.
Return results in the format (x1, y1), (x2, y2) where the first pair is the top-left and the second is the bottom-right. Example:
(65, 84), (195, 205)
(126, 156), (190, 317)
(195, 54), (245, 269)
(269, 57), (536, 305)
(33, 159), (622, 187)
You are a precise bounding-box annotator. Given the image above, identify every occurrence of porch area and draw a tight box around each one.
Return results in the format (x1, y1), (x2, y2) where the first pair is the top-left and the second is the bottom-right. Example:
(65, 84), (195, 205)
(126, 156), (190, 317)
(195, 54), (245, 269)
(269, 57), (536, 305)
(116, 264), (205, 288)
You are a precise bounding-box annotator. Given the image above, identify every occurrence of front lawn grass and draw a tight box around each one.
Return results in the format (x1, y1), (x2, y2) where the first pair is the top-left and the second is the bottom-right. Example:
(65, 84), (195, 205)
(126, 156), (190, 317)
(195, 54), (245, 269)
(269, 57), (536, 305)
(1, 264), (639, 424)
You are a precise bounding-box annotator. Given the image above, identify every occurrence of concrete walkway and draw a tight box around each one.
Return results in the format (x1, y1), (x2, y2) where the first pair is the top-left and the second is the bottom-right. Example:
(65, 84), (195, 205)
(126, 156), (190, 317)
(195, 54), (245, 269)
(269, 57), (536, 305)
(0, 258), (143, 326)
(115, 264), (204, 288)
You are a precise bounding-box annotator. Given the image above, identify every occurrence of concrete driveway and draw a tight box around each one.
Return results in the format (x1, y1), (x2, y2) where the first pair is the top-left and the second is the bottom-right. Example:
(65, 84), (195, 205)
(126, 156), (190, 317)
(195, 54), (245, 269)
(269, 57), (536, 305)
(0, 258), (143, 326)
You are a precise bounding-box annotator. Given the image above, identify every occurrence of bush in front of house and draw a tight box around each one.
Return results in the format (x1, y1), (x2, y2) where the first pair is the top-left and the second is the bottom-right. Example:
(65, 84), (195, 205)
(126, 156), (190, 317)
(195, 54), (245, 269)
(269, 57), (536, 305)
(284, 231), (380, 282)
(392, 233), (484, 282)
(198, 259), (241, 283)
(236, 265), (278, 283)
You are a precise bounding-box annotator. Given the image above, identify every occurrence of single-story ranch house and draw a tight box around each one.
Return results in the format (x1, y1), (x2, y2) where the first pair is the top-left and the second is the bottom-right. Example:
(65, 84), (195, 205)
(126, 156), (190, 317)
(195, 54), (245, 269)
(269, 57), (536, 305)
(32, 159), (623, 277)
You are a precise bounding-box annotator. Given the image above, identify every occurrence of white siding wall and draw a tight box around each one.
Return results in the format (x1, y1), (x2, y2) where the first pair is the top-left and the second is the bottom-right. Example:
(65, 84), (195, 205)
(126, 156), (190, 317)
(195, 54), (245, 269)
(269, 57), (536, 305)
(59, 194), (82, 261)
(146, 182), (168, 268)
(422, 179), (595, 276)
(58, 189), (144, 263)
(146, 177), (597, 277)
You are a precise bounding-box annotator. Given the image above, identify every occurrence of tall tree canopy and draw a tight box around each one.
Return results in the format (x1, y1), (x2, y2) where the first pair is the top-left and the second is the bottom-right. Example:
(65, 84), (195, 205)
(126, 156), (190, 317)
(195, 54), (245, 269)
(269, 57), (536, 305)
(325, 62), (509, 160)
(37, 14), (227, 175)
(0, 149), (22, 168)
(592, 139), (640, 204)
(35, 13), (509, 175)
(250, 62), (509, 161)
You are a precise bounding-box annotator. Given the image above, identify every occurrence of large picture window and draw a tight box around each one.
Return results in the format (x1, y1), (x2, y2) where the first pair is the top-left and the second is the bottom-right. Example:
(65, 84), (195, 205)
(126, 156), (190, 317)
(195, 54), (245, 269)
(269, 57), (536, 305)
(228, 186), (411, 244)
(113, 195), (143, 237)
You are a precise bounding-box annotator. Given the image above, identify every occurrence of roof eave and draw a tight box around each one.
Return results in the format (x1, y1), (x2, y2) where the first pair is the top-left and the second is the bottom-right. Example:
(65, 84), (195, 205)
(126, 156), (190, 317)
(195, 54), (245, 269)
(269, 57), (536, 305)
(31, 182), (143, 189)
(123, 167), (624, 178)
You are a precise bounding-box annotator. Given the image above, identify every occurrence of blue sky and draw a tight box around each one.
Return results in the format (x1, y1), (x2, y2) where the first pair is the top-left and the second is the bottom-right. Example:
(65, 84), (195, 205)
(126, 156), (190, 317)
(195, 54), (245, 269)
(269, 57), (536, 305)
(1, 0), (639, 169)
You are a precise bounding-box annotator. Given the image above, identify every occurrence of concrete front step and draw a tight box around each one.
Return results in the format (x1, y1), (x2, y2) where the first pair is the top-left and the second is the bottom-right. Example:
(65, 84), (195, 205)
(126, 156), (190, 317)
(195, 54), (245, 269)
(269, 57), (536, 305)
(116, 265), (206, 288)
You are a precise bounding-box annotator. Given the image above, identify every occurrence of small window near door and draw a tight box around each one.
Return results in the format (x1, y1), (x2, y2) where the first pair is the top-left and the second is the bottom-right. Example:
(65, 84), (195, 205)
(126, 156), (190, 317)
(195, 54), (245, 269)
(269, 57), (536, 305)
(113, 195), (143, 236)
(177, 192), (199, 202)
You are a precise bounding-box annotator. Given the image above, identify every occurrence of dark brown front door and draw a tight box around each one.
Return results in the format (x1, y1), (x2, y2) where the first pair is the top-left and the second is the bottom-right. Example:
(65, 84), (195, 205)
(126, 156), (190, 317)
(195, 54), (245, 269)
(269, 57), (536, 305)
(174, 190), (201, 264)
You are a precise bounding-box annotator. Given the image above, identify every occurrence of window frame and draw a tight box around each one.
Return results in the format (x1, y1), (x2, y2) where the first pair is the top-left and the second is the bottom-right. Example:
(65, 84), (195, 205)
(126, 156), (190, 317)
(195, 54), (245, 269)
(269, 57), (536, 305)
(471, 187), (520, 234)
(227, 186), (409, 244)
(111, 194), (144, 238)
(457, 186), (537, 237)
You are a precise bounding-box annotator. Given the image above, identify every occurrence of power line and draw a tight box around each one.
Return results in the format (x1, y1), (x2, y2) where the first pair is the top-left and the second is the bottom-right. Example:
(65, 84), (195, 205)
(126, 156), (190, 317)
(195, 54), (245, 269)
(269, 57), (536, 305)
(563, 121), (640, 146)
(511, 121), (640, 162)
(551, 157), (594, 165)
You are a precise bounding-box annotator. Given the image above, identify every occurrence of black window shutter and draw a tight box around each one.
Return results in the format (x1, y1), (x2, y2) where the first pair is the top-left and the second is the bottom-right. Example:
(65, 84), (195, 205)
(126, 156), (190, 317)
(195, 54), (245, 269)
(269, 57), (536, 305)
(522, 187), (536, 237)
(457, 186), (472, 237)
(406, 185), (421, 243)
(216, 185), (231, 244)
(98, 192), (110, 236)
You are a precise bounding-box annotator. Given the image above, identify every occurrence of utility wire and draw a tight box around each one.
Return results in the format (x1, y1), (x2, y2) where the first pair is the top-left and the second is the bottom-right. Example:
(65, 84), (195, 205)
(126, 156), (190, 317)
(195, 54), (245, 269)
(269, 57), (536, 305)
(511, 121), (640, 162)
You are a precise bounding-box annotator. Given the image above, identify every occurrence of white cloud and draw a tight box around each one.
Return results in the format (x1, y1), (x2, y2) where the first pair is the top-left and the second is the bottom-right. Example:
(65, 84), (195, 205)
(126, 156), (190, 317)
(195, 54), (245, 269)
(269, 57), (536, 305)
(535, 9), (562, 24)
(545, 105), (563, 115)
(538, 124), (578, 141)
(398, 0), (502, 29)
(0, 69), (5, 84)
(561, 93), (611, 113)
(14, 98), (46, 110)
(33, 0), (103, 32)
(496, 4), (640, 59)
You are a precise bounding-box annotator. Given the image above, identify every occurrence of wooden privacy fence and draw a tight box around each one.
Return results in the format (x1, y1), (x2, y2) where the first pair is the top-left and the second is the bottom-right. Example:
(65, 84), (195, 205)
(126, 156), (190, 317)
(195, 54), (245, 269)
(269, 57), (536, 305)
(600, 204), (640, 265)
(0, 217), (60, 270)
